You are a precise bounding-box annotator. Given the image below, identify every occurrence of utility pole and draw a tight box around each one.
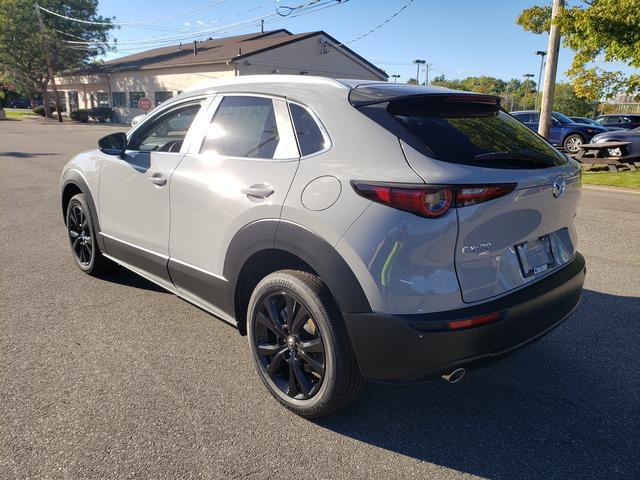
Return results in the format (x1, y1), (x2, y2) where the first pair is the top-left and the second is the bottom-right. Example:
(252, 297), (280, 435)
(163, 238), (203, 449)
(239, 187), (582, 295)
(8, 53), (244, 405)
(413, 59), (425, 85)
(523, 73), (535, 110)
(35, 4), (63, 122)
(534, 50), (546, 110)
(538, 0), (564, 138)
(424, 63), (434, 86)
(504, 81), (511, 112)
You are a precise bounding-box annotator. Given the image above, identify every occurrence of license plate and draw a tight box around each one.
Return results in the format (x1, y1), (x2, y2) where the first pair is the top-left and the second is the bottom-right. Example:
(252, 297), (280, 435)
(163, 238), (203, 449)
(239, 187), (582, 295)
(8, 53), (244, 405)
(516, 236), (555, 278)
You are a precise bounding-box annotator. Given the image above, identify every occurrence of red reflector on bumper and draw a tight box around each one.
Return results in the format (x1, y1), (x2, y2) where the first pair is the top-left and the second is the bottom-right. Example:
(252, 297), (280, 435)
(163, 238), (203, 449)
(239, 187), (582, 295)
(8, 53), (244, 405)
(449, 312), (501, 330)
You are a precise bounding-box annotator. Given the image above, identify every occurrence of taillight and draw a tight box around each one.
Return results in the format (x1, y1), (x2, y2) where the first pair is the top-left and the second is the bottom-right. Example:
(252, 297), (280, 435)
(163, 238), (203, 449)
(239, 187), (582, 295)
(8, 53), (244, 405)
(351, 182), (516, 218)
(456, 185), (516, 207)
(351, 183), (453, 218)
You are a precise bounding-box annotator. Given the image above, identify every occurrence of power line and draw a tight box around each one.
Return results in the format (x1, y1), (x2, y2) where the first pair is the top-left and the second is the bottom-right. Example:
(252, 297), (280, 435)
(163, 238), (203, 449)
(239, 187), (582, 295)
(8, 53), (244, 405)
(343, 0), (414, 44)
(36, 1), (229, 26)
(59, 0), (343, 48)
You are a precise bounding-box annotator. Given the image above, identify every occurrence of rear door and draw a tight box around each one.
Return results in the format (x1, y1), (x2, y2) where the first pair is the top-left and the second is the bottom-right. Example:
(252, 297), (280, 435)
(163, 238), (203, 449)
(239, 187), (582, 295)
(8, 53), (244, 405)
(168, 94), (300, 312)
(388, 94), (581, 303)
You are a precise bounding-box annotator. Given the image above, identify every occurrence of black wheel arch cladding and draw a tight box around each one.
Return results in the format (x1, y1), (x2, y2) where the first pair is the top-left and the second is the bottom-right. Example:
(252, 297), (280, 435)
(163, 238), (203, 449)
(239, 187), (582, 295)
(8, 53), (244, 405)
(61, 171), (105, 252)
(224, 220), (372, 331)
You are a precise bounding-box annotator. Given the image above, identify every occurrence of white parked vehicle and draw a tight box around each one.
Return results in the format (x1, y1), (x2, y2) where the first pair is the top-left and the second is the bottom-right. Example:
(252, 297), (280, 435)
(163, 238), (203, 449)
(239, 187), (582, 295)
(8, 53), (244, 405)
(61, 76), (585, 417)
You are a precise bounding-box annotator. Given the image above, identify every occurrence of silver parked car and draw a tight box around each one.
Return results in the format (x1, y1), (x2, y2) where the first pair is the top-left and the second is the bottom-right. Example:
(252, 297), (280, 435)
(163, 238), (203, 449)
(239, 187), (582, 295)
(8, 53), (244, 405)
(60, 76), (586, 417)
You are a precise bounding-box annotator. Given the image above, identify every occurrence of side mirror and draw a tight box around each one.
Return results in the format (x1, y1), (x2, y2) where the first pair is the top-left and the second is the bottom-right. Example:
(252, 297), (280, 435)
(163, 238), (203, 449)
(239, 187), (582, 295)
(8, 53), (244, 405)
(98, 132), (127, 156)
(551, 118), (560, 126)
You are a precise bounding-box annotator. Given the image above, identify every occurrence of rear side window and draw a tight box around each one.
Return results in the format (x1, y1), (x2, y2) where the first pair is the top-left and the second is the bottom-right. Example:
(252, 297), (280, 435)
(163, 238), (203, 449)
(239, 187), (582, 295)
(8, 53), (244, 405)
(202, 96), (290, 159)
(289, 103), (327, 156)
(512, 113), (530, 122)
(387, 97), (566, 169)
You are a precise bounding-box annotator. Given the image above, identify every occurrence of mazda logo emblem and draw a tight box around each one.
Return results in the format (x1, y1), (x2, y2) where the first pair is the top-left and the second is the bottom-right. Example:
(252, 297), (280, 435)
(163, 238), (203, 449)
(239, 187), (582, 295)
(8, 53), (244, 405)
(553, 177), (566, 198)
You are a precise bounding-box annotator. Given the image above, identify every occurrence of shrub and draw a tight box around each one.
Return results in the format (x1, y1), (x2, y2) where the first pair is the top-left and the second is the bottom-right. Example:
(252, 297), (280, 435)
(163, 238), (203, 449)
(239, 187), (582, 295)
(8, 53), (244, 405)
(70, 109), (89, 123)
(88, 106), (113, 122)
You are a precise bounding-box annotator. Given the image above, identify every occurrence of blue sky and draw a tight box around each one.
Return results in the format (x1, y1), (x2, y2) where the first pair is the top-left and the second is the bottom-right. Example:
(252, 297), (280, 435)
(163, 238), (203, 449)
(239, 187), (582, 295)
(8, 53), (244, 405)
(92, 0), (634, 84)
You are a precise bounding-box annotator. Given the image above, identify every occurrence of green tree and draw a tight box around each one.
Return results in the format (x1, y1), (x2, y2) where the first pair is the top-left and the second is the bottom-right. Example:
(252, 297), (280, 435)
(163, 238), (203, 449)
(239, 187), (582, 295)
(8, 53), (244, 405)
(516, 0), (640, 100)
(431, 75), (533, 111)
(552, 82), (594, 116)
(0, 0), (115, 113)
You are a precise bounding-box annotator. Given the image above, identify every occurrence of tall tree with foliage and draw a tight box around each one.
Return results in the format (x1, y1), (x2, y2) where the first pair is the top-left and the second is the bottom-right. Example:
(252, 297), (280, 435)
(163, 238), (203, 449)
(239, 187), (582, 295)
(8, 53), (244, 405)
(516, 0), (640, 101)
(0, 0), (115, 116)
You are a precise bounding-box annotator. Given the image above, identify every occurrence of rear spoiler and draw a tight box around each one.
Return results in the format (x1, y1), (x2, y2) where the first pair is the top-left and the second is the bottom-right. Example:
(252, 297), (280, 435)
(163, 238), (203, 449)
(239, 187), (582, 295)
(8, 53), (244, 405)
(348, 84), (501, 108)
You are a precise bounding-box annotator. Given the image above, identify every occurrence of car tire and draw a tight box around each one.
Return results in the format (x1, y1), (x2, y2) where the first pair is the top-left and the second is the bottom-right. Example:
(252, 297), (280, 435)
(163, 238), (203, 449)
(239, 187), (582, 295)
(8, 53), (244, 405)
(66, 193), (112, 276)
(247, 270), (364, 418)
(563, 133), (584, 154)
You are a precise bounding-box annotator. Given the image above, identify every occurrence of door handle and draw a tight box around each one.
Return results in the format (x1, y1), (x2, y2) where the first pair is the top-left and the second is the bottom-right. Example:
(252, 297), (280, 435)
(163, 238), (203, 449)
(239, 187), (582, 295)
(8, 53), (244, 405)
(241, 184), (274, 199)
(149, 172), (167, 187)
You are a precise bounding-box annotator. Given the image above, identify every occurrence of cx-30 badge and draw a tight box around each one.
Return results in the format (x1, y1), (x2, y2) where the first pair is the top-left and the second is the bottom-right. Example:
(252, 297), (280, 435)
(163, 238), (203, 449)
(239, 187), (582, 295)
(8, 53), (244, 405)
(553, 176), (566, 198)
(461, 243), (494, 255)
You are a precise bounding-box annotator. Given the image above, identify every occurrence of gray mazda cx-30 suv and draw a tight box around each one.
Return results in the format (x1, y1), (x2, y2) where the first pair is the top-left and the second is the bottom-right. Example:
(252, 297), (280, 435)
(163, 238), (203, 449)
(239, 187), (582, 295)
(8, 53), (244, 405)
(61, 76), (585, 417)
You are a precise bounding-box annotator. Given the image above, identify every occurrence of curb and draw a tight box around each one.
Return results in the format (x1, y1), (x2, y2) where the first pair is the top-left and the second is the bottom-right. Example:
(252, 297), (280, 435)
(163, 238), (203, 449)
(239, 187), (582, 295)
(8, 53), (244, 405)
(583, 185), (640, 195)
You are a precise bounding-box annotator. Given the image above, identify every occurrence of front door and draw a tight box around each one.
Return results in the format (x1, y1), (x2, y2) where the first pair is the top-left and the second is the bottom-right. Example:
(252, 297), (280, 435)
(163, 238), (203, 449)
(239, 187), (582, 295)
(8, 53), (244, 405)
(168, 94), (300, 315)
(98, 99), (206, 284)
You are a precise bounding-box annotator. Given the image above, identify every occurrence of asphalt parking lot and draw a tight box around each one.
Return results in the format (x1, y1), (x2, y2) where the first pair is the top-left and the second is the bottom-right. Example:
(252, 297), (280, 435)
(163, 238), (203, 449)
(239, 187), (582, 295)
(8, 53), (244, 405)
(1, 119), (639, 479)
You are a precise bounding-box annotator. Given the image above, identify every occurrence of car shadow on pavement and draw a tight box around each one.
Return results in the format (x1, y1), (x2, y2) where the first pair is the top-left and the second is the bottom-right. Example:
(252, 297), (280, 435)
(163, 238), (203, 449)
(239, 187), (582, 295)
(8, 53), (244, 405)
(317, 289), (640, 479)
(0, 151), (58, 158)
(99, 264), (168, 293)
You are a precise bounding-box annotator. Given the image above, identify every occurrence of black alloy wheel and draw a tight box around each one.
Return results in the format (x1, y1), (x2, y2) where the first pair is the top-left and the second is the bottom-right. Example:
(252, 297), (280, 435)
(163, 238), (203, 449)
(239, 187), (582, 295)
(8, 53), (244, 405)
(253, 291), (326, 399)
(68, 202), (93, 267)
(66, 193), (112, 276)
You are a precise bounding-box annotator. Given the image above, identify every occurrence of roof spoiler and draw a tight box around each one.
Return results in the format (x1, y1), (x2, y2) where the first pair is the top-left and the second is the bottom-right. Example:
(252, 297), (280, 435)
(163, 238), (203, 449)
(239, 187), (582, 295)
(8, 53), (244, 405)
(348, 85), (501, 108)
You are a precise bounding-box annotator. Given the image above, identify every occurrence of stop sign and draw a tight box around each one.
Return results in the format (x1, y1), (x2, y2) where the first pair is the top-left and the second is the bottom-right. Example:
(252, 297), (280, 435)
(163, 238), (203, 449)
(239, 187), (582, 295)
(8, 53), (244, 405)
(137, 97), (152, 112)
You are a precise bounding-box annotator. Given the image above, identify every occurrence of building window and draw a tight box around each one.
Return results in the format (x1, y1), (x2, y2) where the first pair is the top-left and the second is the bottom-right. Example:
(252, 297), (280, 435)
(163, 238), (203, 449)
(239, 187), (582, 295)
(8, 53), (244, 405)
(154, 91), (173, 106)
(130, 92), (145, 108)
(112, 92), (126, 107)
(96, 92), (109, 107)
(69, 91), (79, 111)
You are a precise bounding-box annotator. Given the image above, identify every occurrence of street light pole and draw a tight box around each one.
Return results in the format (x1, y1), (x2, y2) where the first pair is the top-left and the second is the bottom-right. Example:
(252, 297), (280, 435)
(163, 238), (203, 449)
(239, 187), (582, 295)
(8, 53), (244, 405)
(523, 73), (535, 110)
(535, 50), (546, 110)
(413, 59), (426, 84)
(391, 74), (401, 83)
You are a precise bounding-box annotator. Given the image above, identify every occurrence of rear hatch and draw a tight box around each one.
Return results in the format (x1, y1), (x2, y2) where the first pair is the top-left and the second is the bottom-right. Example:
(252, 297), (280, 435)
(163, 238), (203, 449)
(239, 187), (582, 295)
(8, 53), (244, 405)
(351, 85), (582, 303)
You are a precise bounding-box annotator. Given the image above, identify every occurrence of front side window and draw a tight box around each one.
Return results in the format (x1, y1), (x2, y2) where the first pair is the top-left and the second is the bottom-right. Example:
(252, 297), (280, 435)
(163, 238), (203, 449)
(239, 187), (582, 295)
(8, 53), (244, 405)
(289, 103), (328, 156)
(112, 92), (126, 108)
(130, 91), (145, 108)
(201, 96), (282, 159)
(553, 112), (573, 124)
(155, 91), (173, 106)
(129, 103), (201, 152)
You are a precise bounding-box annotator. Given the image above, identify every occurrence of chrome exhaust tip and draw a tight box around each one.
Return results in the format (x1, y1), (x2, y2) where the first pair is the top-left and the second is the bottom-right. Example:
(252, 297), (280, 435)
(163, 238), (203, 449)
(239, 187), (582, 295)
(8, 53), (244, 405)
(441, 368), (465, 384)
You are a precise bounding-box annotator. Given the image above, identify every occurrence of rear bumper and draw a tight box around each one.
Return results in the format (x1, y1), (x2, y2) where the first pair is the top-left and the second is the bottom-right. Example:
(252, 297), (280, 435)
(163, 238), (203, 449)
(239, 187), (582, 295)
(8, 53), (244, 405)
(343, 253), (586, 382)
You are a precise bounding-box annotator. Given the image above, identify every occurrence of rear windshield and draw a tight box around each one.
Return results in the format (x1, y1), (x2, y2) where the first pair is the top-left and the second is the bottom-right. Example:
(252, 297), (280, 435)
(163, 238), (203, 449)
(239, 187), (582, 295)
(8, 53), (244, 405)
(388, 97), (567, 169)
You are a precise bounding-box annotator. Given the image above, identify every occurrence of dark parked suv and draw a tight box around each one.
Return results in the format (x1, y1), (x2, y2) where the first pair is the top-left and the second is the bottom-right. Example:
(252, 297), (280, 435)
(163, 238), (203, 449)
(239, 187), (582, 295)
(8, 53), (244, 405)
(511, 110), (607, 153)
(594, 114), (640, 131)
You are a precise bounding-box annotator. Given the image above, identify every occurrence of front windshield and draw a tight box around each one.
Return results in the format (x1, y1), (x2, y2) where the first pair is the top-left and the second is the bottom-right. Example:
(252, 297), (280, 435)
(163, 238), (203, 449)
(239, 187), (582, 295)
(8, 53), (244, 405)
(553, 112), (574, 124)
